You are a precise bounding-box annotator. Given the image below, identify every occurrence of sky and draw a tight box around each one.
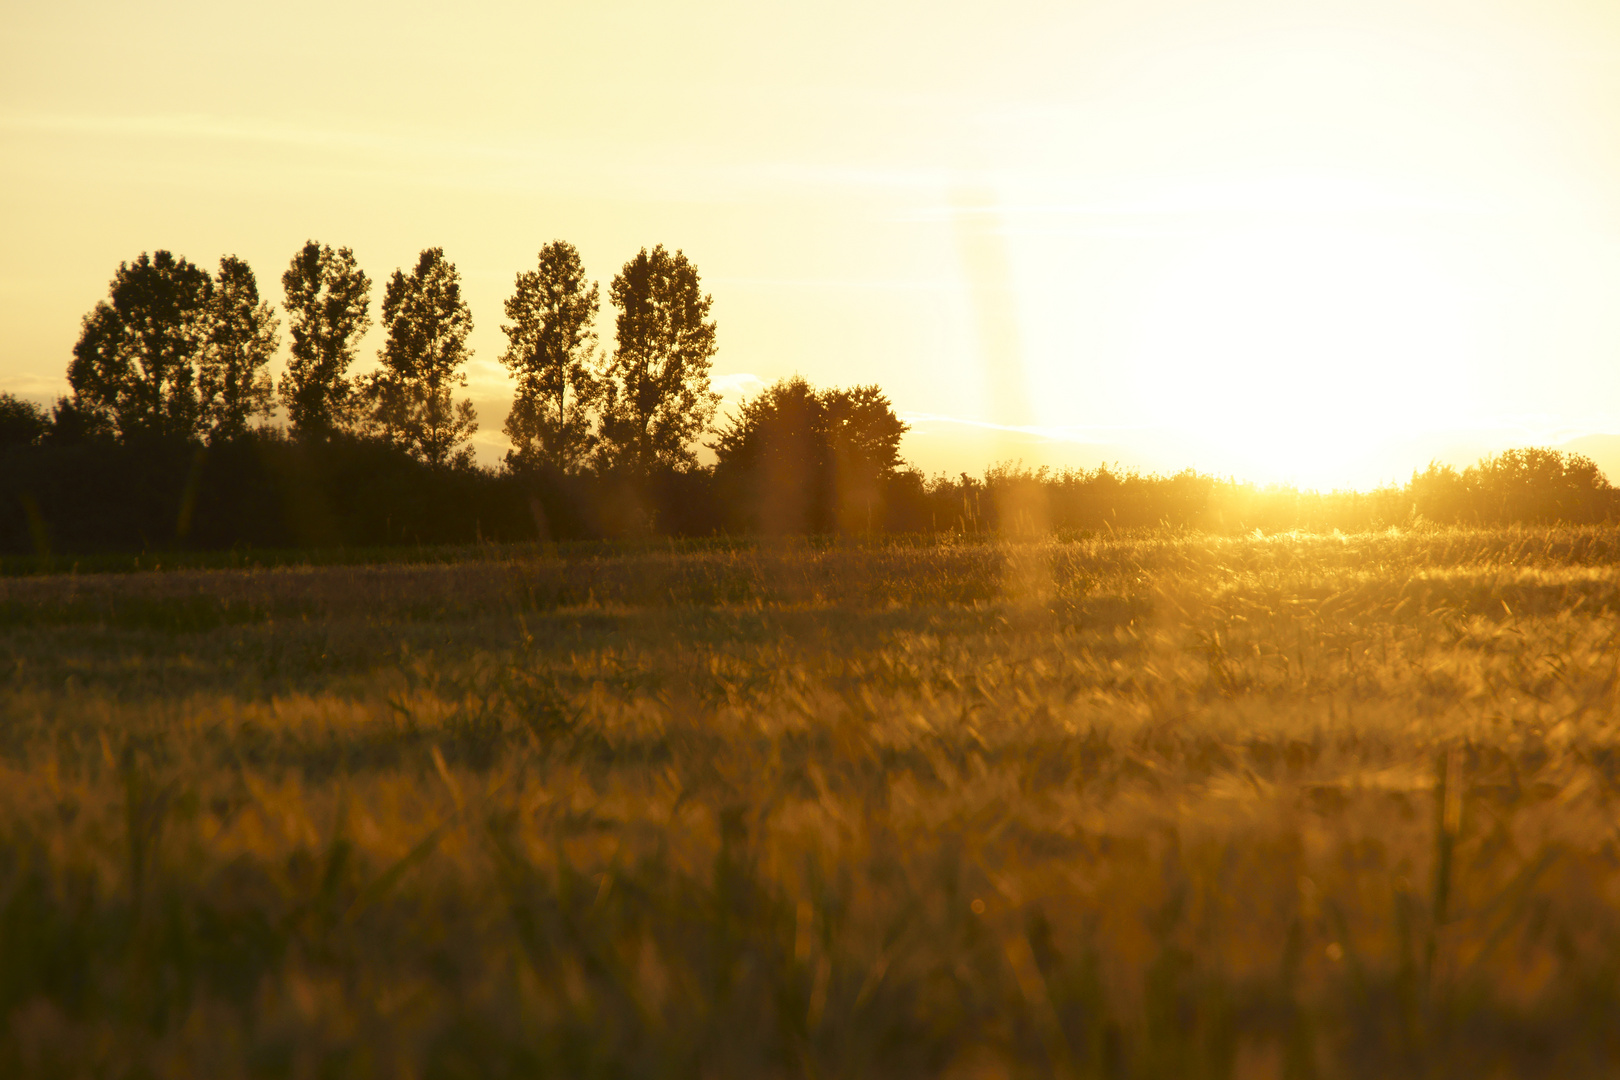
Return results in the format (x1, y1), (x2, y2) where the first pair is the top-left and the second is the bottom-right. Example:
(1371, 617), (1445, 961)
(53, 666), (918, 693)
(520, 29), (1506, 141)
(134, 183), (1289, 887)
(5, 0), (1620, 489)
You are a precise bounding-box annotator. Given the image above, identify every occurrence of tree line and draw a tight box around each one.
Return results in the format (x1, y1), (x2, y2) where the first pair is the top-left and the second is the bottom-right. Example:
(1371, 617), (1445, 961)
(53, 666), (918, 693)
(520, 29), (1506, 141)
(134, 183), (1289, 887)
(1, 239), (921, 551)
(48, 240), (744, 474)
(2, 239), (1617, 555)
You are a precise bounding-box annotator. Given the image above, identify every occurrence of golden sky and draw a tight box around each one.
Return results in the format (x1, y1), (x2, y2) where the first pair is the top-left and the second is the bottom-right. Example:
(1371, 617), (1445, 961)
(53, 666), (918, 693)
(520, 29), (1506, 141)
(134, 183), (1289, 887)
(5, 0), (1620, 488)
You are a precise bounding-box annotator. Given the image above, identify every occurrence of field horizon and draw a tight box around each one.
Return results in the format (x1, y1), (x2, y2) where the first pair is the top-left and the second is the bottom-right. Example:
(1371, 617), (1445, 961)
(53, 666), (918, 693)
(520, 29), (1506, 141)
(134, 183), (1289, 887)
(14, 378), (1620, 494)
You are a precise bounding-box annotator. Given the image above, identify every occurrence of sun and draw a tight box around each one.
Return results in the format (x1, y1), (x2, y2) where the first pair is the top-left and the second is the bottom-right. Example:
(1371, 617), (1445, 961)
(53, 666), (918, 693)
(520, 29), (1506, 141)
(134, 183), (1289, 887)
(1121, 218), (1482, 487)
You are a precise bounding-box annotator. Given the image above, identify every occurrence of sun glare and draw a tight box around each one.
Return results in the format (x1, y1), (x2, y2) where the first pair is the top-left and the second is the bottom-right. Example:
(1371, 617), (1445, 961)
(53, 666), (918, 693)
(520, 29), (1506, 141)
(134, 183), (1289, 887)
(1122, 218), (1481, 488)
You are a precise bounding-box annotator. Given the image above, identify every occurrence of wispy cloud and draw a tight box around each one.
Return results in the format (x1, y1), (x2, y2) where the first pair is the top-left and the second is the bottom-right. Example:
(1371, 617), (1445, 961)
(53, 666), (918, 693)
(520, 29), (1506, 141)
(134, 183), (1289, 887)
(709, 275), (956, 293)
(898, 174), (1499, 228)
(0, 111), (946, 202)
(899, 412), (1153, 443)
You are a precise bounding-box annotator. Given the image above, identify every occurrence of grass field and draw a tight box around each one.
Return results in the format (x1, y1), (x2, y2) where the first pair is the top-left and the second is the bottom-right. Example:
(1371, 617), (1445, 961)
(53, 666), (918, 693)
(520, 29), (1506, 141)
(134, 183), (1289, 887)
(3, 528), (1620, 1078)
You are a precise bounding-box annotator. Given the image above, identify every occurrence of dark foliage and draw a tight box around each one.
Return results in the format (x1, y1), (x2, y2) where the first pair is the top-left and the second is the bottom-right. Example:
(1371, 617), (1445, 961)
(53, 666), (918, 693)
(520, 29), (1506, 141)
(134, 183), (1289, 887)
(0, 395), (50, 449)
(201, 255), (279, 441)
(365, 248), (477, 466)
(69, 251), (214, 441)
(1, 414), (1614, 557)
(712, 376), (910, 534)
(599, 246), (719, 474)
(500, 241), (602, 473)
(279, 241), (371, 435)
(0, 431), (525, 555)
(0, 430), (742, 556)
(44, 396), (113, 446)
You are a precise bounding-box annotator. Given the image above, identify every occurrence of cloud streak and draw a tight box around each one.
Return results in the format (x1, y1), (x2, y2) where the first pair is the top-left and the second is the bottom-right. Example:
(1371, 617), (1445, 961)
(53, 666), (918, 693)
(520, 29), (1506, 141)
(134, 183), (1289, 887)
(0, 111), (949, 202)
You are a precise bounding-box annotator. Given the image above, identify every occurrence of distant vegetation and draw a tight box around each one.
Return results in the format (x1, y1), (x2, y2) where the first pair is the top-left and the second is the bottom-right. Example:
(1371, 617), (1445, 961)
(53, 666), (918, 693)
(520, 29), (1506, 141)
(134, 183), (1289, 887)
(2, 240), (1616, 556)
(1, 410), (1612, 557)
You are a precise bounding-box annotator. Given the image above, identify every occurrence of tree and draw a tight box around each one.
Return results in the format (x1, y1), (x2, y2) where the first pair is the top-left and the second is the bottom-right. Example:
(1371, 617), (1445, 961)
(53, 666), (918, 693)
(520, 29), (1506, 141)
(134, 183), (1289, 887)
(367, 247), (477, 466)
(69, 250), (213, 442)
(599, 246), (718, 474)
(499, 241), (601, 473)
(712, 376), (910, 533)
(713, 375), (827, 533)
(1410, 448), (1616, 524)
(1465, 448), (1613, 524)
(279, 241), (370, 435)
(47, 396), (112, 444)
(0, 394), (50, 449)
(821, 383), (910, 530)
(200, 255), (279, 441)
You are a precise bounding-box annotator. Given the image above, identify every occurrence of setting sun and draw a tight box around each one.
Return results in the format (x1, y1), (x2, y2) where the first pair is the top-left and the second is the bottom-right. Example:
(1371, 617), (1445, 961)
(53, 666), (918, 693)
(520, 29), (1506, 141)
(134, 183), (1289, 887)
(1123, 216), (1481, 485)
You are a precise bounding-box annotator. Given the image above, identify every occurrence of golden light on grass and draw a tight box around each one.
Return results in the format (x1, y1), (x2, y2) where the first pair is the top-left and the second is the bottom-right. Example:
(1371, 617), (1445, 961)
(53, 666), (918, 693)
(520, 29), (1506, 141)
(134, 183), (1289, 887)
(4, 529), (1620, 1074)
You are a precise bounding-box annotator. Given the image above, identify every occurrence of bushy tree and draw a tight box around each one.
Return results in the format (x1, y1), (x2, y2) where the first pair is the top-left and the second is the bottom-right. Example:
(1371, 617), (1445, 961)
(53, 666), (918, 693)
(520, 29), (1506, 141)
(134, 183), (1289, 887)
(68, 251), (213, 441)
(200, 255), (279, 441)
(280, 241), (370, 435)
(500, 241), (601, 473)
(1466, 448), (1613, 523)
(367, 247), (477, 467)
(0, 394), (50, 448)
(46, 396), (112, 444)
(1408, 461), (1472, 524)
(1410, 448), (1615, 524)
(599, 246), (718, 474)
(713, 376), (910, 533)
(822, 383), (910, 528)
(713, 376), (825, 533)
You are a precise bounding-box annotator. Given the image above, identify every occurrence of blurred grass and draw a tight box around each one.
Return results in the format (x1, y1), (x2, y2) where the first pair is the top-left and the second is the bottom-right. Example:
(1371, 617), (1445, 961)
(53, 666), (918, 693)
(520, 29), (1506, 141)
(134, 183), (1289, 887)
(0, 532), (977, 579)
(3, 526), (1620, 1077)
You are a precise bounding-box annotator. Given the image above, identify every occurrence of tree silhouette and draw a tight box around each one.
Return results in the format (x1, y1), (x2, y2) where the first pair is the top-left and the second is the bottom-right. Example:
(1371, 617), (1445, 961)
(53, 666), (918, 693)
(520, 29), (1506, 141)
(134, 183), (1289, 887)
(821, 383), (910, 530)
(713, 376), (825, 533)
(367, 248), (477, 467)
(279, 241), (370, 435)
(500, 241), (601, 473)
(1470, 448), (1610, 523)
(200, 255), (279, 441)
(712, 376), (910, 533)
(46, 396), (111, 444)
(69, 250), (213, 441)
(0, 394), (50, 448)
(599, 246), (718, 474)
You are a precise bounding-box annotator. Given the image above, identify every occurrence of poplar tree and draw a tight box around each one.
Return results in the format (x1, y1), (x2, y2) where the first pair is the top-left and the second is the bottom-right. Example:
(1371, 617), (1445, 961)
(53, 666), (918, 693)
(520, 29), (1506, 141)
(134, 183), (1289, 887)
(368, 247), (477, 466)
(499, 241), (602, 472)
(598, 245), (718, 474)
(69, 250), (213, 441)
(200, 255), (279, 440)
(279, 241), (370, 435)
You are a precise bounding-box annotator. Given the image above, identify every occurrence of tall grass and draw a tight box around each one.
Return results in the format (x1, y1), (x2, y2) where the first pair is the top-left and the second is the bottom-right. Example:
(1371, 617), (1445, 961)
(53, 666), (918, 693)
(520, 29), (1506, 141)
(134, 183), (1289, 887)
(3, 527), (1619, 1076)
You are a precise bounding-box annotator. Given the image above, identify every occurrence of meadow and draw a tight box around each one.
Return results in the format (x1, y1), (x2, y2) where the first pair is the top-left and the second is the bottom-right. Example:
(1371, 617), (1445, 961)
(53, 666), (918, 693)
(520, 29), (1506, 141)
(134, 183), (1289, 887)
(3, 527), (1620, 1078)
